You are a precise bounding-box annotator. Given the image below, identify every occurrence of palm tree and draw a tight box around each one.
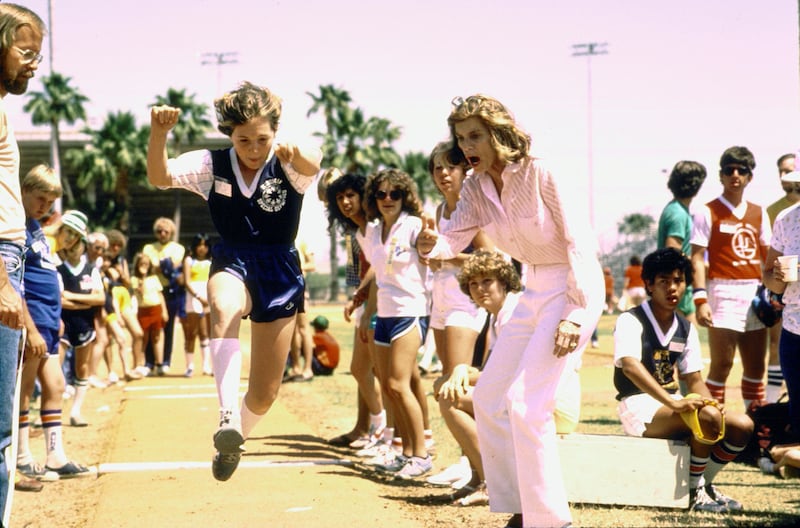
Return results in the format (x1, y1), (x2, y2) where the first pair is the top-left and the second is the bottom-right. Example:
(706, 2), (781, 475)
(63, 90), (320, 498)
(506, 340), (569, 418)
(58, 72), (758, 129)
(151, 88), (212, 236)
(65, 111), (149, 231)
(307, 85), (406, 299)
(400, 150), (435, 203)
(24, 72), (89, 206)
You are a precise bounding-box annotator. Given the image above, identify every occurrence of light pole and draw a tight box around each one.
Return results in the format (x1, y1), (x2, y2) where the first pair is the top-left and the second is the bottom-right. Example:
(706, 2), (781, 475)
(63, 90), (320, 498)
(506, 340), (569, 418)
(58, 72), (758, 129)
(572, 42), (608, 229)
(201, 52), (239, 96)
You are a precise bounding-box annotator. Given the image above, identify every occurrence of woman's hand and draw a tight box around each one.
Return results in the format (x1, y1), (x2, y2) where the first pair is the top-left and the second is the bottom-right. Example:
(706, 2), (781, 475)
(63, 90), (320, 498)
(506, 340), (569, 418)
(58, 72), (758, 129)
(553, 319), (581, 357)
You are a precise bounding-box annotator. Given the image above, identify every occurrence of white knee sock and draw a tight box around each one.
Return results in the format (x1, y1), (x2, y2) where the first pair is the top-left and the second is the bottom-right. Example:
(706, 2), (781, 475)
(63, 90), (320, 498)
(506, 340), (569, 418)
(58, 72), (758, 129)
(71, 379), (89, 418)
(211, 338), (242, 412)
(240, 400), (265, 439)
(42, 409), (68, 467)
(200, 339), (211, 372)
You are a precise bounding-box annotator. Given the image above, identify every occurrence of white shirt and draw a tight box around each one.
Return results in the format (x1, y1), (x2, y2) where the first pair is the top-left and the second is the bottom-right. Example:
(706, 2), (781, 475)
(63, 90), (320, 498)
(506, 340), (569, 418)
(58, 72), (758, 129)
(0, 97), (24, 243)
(357, 212), (429, 317)
(613, 301), (703, 376)
(770, 202), (800, 334)
(431, 157), (601, 327)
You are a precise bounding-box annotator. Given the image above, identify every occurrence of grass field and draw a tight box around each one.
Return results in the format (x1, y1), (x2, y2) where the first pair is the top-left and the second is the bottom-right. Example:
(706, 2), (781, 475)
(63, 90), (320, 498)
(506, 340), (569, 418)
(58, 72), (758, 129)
(297, 303), (800, 527)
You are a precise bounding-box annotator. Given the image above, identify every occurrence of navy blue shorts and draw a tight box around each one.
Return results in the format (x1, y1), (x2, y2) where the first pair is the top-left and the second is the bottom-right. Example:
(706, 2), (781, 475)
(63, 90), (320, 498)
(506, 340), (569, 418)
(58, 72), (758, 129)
(374, 316), (429, 347)
(40, 327), (60, 356)
(211, 242), (304, 323)
(60, 310), (96, 348)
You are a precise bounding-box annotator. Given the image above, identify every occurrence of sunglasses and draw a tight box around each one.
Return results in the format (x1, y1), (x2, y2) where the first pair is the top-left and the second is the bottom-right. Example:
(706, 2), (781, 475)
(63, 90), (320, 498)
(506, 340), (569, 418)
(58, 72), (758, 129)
(721, 166), (751, 177)
(375, 189), (403, 201)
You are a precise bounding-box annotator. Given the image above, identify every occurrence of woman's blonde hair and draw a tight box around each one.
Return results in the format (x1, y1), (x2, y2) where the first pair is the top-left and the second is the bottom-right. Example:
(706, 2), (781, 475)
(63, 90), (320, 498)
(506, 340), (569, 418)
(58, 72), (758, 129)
(448, 94), (531, 165)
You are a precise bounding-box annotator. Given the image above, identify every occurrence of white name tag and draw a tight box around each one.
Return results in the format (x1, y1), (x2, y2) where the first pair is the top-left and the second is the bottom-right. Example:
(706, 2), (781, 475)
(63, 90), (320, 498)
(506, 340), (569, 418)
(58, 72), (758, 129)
(668, 341), (685, 353)
(719, 223), (738, 234)
(214, 178), (232, 197)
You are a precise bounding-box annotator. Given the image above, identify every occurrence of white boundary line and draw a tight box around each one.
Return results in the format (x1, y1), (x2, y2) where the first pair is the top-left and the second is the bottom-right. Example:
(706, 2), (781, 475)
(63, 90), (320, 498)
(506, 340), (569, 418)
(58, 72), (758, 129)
(98, 459), (353, 474)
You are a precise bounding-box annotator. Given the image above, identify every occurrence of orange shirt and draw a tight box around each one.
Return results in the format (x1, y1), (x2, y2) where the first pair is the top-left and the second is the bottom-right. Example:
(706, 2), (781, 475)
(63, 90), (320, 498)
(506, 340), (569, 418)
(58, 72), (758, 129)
(312, 331), (340, 369)
(624, 265), (644, 289)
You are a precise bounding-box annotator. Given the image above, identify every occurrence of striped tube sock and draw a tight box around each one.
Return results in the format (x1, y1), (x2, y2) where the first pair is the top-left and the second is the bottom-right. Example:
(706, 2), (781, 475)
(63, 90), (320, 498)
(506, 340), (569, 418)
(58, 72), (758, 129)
(705, 440), (745, 483)
(741, 376), (766, 409)
(705, 379), (726, 404)
(690, 454), (709, 489)
(41, 409), (68, 467)
(766, 365), (785, 403)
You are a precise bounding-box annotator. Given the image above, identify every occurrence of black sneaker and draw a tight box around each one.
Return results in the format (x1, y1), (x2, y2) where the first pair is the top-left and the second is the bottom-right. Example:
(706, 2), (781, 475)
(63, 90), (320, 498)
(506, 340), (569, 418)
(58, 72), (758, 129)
(17, 461), (58, 482)
(45, 461), (94, 479)
(211, 451), (242, 482)
(704, 484), (743, 511)
(211, 426), (244, 482)
(689, 486), (728, 513)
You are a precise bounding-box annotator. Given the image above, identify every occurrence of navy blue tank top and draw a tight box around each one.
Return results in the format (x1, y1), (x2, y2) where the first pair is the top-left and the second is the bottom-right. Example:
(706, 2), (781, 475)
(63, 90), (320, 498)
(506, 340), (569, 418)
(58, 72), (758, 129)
(207, 149), (304, 245)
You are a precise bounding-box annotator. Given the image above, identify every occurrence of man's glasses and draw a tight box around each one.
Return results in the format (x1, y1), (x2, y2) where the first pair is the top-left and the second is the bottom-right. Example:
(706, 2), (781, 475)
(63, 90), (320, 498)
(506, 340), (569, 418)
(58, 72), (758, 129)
(375, 189), (403, 201)
(12, 46), (42, 65)
(721, 166), (751, 177)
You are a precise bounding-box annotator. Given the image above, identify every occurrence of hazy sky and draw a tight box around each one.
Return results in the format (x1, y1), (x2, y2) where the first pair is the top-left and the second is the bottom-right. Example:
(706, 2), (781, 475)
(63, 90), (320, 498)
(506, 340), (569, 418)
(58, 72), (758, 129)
(6, 0), (800, 257)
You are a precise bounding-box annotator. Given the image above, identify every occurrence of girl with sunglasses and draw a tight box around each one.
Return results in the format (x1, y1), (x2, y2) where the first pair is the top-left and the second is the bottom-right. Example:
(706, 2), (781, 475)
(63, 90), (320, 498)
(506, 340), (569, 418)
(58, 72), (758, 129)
(357, 168), (433, 479)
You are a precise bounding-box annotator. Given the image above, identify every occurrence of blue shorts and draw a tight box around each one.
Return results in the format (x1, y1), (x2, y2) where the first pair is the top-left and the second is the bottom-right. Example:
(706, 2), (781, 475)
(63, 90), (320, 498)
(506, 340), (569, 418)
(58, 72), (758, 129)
(61, 310), (96, 348)
(211, 242), (304, 323)
(39, 327), (60, 356)
(374, 316), (429, 347)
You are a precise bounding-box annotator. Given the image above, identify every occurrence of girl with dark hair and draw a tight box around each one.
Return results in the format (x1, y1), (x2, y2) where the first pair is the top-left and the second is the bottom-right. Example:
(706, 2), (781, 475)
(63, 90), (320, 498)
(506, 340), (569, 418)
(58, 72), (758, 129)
(181, 233), (212, 377)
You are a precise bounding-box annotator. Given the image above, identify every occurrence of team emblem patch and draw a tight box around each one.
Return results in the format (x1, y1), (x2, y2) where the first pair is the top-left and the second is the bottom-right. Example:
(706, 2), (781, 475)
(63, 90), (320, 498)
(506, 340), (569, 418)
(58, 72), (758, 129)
(257, 177), (287, 213)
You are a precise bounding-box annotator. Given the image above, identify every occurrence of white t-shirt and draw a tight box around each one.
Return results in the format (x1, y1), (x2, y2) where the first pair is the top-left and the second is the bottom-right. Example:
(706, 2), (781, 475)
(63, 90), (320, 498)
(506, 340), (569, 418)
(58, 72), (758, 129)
(357, 212), (429, 317)
(0, 97), (24, 243)
(770, 202), (800, 334)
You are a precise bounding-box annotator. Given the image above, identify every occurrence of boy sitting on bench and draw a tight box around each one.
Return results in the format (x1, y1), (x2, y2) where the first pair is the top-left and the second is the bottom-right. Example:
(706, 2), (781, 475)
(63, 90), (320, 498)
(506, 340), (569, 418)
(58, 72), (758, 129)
(613, 247), (753, 513)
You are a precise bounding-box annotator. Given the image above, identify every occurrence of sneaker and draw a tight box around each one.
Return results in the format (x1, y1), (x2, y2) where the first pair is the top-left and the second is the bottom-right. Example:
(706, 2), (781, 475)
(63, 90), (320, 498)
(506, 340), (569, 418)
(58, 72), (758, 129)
(394, 455), (433, 480)
(124, 370), (143, 382)
(17, 461), (59, 482)
(88, 376), (107, 389)
(184, 367), (194, 378)
(758, 456), (778, 475)
(356, 439), (392, 459)
(107, 372), (119, 385)
(364, 448), (400, 468)
(704, 484), (743, 511)
(202, 368), (213, 376)
(135, 366), (151, 377)
(212, 415), (245, 482)
(689, 486), (728, 513)
(212, 451), (242, 482)
(155, 365), (165, 376)
(69, 415), (88, 427)
(46, 461), (94, 479)
(451, 474), (473, 490)
(161, 365), (171, 374)
(376, 454), (409, 473)
(427, 457), (471, 486)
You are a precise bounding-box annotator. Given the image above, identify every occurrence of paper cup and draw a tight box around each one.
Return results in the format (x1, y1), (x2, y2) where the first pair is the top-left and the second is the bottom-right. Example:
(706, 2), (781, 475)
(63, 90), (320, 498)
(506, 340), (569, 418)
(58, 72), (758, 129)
(778, 255), (799, 282)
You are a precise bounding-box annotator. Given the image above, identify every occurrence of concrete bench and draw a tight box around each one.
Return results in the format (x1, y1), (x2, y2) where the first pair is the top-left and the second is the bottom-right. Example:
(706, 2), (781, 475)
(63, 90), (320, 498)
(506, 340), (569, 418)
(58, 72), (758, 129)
(558, 433), (690, 508)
